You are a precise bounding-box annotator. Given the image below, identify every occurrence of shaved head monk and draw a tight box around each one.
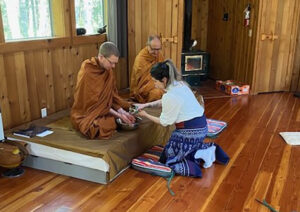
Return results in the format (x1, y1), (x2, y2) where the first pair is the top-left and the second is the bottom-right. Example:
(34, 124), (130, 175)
(130, 35), (165, 103)
(71, 42), (135, 139)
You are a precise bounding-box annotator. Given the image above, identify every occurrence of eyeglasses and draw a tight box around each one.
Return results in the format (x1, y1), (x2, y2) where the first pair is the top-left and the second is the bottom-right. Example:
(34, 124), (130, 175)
(104, 57), (118, 66)
(149, 45), (162, 51)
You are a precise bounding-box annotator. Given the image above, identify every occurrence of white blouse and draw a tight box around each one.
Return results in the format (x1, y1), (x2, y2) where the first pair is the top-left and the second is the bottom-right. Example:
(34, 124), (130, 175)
(159, 81), (204, 126)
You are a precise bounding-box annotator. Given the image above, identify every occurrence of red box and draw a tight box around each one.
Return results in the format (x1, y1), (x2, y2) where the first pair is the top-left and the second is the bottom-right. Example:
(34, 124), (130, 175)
(216, 80), (250, 95)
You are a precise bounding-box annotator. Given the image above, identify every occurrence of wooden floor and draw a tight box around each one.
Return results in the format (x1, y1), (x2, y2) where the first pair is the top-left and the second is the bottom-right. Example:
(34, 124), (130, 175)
(0, 89), (299, 211)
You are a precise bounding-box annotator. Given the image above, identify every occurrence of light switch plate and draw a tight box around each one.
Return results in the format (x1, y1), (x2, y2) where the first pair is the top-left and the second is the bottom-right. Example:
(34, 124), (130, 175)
(0, 110), (4, 141)
(41, 108), (47, 118)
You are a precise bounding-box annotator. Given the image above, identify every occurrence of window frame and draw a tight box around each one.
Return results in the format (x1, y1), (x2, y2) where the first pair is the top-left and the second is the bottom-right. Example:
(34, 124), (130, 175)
(0, 0), (54, 41)
(74, 0), (106, 36)
(0, 0), (107, 53)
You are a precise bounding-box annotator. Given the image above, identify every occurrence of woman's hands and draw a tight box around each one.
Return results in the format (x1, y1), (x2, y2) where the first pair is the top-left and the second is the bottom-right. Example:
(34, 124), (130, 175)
(133, 100), (162, 125)
(133, 103), (147, 111)
(137, 110), (148, 117)
(133, 100), (162, 110)
(138, 110), (161, 125)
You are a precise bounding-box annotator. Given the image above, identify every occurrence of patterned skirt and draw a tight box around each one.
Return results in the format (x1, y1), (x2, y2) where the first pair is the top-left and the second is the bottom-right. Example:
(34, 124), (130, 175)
(159, 116), (229, 177)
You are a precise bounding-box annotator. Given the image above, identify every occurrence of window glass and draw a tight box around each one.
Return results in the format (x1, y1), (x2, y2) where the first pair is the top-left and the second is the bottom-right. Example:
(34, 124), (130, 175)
(0, 0), (52, 41)
(75, 0), (105, 35)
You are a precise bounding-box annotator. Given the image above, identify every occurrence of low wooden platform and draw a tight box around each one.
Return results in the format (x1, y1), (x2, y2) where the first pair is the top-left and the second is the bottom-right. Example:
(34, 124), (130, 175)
(0, 92), (299, 211)
(6, 108), (173, 183)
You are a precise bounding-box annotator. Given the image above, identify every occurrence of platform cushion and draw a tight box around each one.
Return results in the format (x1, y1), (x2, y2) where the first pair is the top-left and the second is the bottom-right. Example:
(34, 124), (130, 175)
(131, 145), (172, 178)
(131, 145), (175, 195)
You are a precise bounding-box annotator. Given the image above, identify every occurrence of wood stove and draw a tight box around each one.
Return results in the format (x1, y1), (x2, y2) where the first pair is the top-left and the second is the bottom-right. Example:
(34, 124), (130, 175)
(181, 51), (209, 86)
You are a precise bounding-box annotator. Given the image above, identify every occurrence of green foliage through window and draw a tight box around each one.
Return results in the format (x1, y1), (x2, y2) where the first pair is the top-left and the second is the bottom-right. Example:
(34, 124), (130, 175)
(0, 0), (52, 41)
(75, 0), (105, 35)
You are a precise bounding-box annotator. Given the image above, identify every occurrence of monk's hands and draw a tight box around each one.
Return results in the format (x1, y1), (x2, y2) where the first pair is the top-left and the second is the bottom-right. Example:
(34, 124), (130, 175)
(117, 108), (136, 124)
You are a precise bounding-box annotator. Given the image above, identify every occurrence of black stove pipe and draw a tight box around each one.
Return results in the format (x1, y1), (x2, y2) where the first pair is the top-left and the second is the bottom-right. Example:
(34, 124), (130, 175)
(183, 0), (194, 51)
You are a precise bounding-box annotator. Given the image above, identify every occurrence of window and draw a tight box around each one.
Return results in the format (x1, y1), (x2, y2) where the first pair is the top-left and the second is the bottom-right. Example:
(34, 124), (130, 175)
(75, 0), (105, 35)
(0, 0), (52, 41)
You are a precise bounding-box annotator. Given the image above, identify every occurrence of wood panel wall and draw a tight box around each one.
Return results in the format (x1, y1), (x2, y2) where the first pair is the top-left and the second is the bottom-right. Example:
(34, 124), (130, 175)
(0, 38), (128, 130)
(128, 0), (184, 79)
(0, 0), (127, 129)
(191, 0), (208, 51)
(193, 0), (300, 92)
(252, 0), (300, 93)
(0, 43), (96, 129)
(290, 17), (300, 92)
(205, 0), (259, 84)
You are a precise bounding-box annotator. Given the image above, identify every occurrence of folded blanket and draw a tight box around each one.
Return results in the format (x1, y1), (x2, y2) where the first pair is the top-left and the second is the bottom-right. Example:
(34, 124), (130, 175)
(279, 132), (300, 145)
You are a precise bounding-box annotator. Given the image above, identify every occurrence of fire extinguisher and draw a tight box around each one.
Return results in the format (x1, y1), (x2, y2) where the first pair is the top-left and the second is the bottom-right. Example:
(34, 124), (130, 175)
(244, 4), (251, 27)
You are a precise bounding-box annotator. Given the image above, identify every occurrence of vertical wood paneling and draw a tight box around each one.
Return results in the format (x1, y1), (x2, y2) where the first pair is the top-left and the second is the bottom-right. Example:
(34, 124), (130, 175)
(288, 1), (300, 92)
(24, 51), (42, 120)
(128, 0), (184, 72)
(52, 49), (67, 111)
(134, 0), (142, 55)
(164, 0), (172, 60)
(171, 0), (179, 66)
(176, 0), (184, 70)
(205, 0), (260, 86)
(0, 55), (12, 128)
(3, 54), (23, 125)
(128, 0), (135, 80)
(157, 0), (166, 56)
(14, 52), (31, 123)
(42, 50), (56, 114)
(63, 0), (72, 37)
(291, 20), (300, 92)
(33, 51), (49, 110)
(149, 0), (158, 35)
(141, 0), (150, 47)
(252, 0), (300, 93)
(69, 0), (77, 36)
(0, 43), (99, 129)
(192, 0), (208, 51)
(64, 47), (73, 107)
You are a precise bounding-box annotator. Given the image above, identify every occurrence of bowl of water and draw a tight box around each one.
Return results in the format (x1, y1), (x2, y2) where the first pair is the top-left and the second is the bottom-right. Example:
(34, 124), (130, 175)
(116, 117), (142, 131)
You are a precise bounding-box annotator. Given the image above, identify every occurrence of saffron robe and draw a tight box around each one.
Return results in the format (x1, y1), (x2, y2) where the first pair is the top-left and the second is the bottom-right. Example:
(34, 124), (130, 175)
(130, 47), (165, 103)
(71, 57), (130, 139)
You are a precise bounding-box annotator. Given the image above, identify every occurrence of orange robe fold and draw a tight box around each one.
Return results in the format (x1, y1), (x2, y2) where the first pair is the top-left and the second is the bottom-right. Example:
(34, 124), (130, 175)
(71, 57), (130, 139)
(130, 47), (165, 103)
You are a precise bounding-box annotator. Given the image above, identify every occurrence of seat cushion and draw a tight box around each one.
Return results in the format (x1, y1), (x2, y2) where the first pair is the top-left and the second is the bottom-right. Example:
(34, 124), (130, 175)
(207, 119), (227, 138)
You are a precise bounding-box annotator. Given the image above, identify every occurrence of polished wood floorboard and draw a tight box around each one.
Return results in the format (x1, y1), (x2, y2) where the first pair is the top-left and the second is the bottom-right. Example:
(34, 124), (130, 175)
(0, 89), (299, 212)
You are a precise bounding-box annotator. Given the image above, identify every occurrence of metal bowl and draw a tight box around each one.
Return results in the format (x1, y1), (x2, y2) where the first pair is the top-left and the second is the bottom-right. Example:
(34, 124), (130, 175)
(116, 118), (140, 131)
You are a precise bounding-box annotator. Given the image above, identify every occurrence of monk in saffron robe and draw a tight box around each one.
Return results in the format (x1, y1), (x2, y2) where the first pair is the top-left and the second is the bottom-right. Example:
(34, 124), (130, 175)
(71, 42), (135, 139)
(130, 35), (165, 103)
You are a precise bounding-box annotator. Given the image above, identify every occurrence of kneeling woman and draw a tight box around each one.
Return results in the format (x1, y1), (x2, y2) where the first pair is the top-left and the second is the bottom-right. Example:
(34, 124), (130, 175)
(136, 59), (229, 177)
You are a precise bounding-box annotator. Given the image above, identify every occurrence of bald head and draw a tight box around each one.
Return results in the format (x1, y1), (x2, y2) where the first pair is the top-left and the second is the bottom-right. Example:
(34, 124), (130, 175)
(98, 42), (120, 58)
(147, 35), (161, 46)
(147, 35), (162, 57)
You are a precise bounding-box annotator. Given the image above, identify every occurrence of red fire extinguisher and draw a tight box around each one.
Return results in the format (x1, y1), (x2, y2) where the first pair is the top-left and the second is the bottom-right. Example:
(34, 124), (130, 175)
(244, 4), (251, 27)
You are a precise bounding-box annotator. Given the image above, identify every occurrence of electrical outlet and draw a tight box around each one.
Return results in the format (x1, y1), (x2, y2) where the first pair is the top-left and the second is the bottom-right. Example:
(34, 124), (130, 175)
(41, 108), (47, 118)
(248, 29), (253, 37)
